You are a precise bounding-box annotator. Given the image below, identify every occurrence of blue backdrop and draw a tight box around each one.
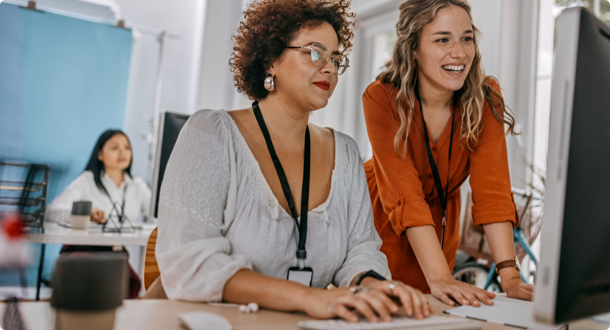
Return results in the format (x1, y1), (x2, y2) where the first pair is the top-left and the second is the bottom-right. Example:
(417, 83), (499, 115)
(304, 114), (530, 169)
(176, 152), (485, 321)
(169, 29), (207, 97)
(0, 3), (133, 288)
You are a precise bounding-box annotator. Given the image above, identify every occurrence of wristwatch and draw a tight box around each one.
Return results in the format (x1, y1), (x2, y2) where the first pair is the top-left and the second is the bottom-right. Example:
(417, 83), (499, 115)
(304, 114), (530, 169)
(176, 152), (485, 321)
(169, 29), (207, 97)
(355, 270), (387, 286)
(495, 257), (521, 274)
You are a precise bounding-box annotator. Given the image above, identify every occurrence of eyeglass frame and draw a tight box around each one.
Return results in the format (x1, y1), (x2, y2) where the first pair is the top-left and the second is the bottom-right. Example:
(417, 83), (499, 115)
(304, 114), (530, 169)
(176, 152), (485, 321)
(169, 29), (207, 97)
(285, 42), (350, 75)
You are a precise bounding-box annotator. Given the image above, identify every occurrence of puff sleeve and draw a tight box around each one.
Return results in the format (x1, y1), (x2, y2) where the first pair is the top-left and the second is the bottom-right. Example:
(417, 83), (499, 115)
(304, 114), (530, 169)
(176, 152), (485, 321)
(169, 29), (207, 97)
(363, 82), (435, 235)
(156, 110), (252, 302)
(332, 137), (391, 287)
(468, 79), (519, 227)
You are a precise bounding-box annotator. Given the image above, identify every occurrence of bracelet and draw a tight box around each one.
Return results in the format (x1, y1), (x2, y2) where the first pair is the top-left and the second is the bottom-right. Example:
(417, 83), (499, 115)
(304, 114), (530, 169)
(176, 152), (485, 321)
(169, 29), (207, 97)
(355, 270), (386, 286)
(495, 257), (521, 274)
(350, 286), (371, 294)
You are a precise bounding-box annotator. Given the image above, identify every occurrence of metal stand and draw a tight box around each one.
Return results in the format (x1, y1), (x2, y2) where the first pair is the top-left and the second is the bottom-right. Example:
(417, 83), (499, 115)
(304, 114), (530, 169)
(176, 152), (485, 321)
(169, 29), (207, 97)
(0, 162), (49, 301)
(35, 243), (45, 301)
(0, 162), (50, 230)
(101, 201), (135, 233)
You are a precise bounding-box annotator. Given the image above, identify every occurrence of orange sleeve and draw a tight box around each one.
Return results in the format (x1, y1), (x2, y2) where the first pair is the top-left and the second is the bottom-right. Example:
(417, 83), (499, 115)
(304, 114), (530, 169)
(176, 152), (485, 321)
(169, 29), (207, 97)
(469, 78), (519, 227)
(363, 82), (435, 235)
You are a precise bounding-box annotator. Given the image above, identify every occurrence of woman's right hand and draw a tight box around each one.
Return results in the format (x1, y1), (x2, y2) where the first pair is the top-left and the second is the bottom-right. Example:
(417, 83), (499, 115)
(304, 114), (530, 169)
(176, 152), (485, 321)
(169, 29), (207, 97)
(302, 284), (431, 323)
(90, 207), (106, 224)
(429, 275), (495, 307)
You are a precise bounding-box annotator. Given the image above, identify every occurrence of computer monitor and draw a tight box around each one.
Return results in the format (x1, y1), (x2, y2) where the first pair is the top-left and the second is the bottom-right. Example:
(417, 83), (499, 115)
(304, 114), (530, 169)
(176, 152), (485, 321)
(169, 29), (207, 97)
(149, 111), (190, 218)
(534, 7), (610, 324)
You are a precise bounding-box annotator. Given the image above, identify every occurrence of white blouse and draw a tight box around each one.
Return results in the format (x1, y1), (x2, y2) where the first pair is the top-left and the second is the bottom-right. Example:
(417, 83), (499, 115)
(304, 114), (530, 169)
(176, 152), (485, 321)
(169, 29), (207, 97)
(156, 109), (390, 302)
(45, 171), (151, 224)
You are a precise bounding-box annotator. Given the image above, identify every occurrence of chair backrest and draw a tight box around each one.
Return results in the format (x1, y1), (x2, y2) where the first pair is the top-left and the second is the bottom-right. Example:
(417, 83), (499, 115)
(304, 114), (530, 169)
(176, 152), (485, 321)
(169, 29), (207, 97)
(144, 227), (160, 290)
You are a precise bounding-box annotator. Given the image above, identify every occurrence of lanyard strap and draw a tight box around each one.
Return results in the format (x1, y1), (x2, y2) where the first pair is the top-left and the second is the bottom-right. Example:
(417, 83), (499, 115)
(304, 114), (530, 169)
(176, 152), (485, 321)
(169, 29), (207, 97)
(415, 90), (455, 250)
(103, 185), (127, 221)
(252, 101), (310, 266)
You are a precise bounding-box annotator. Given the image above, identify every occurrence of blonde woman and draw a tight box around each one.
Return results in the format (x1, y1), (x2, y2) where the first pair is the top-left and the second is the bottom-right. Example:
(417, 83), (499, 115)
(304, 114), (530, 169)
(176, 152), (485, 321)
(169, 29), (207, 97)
(363, 0), (533, 306)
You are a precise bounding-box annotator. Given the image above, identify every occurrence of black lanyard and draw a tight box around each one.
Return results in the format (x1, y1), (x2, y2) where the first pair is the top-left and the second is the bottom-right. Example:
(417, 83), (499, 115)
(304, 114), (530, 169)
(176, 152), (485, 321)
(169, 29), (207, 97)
(103, 184), (127, 222)
(252, 101), (310, 269)
(415, 90), (455, 250)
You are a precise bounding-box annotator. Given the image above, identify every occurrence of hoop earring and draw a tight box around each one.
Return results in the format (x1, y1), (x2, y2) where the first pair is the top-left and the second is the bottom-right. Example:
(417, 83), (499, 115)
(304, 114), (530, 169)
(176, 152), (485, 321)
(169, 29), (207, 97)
(264, 74), (275, 92)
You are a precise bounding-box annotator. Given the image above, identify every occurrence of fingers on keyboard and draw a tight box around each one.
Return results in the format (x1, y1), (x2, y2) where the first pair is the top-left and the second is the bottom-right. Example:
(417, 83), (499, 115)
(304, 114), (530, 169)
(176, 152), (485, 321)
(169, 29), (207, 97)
(450, 291), (469, 306)
(396, 290), (413, 317)
(462, 292), (480, 307)
(360, 291), (392, 322)
(333, 303), (359, 323)
(439, 292), (456, 306)
(409, 290), (426, 320)
(375, 290), (400, 317)
(351, 298), (378, 323)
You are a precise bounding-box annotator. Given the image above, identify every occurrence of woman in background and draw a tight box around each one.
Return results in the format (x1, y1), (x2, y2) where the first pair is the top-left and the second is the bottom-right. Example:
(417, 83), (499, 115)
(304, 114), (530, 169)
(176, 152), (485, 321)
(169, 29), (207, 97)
(46, 129), (151, 298)
(363, 0), (533, 307)
(46, 129), (151, 225)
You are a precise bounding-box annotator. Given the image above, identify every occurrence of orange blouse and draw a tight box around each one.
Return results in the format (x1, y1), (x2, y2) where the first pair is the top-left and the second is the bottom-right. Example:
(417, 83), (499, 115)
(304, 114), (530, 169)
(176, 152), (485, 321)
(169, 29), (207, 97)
(363, 78), (518, 293)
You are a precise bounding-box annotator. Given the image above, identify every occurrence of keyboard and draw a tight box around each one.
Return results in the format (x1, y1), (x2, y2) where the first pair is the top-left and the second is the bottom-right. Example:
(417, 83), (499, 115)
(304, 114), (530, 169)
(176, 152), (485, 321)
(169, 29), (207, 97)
(297, 315), (481, 330)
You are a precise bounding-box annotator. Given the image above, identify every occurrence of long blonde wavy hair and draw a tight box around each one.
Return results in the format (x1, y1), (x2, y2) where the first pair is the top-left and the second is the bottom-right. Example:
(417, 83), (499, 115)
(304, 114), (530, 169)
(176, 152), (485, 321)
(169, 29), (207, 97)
(378, 0), (517, 157)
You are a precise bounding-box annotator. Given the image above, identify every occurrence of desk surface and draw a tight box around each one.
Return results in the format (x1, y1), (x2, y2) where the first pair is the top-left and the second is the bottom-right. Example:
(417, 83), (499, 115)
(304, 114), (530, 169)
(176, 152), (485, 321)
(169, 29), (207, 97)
(27, 222), (156, 246)
(2, 296), (608, 330)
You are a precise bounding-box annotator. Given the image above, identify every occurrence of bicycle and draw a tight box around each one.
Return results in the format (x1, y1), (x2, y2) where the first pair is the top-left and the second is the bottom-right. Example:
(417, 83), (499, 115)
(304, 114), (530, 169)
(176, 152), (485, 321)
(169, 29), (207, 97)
(452, 187), (541, 292)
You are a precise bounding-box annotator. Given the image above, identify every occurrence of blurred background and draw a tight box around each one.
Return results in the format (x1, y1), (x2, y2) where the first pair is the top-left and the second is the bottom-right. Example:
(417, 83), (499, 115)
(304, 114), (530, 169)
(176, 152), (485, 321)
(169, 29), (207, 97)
(0, 0), (608, 298)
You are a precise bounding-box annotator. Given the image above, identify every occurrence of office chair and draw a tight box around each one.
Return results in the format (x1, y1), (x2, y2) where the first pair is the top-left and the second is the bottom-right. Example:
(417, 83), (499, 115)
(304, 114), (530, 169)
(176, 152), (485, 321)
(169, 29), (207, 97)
(142, 227), (167, 299)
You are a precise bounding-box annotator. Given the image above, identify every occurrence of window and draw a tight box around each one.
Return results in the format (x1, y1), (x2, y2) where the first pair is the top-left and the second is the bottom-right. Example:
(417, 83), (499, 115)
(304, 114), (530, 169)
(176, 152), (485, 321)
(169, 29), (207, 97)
(370, 30), (397, 82)
(603, 1), (610, 22)
(535, 0), (610, 180)
(554, 0), (610, 24)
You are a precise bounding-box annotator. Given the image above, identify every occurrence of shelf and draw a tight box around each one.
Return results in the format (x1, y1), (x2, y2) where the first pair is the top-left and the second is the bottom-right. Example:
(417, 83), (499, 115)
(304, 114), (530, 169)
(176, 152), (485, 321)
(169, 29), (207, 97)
(0, 180), (45, 192)
(0, 196), (45, 207)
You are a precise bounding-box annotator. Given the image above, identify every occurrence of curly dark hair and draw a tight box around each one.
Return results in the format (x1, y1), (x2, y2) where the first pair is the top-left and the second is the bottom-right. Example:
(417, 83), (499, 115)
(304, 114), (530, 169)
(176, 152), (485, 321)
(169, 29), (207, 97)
(230, 0), (356, 101)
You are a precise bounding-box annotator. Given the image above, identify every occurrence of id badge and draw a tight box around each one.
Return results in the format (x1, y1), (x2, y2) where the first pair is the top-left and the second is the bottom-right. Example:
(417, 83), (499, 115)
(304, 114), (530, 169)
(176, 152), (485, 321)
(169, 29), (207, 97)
(287, 267), (313, 287)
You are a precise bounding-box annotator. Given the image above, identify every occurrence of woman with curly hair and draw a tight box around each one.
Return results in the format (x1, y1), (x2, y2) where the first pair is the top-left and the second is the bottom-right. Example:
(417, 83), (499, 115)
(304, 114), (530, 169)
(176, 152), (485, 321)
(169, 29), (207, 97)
(363, 0), (534, 307)
(155, 0), (431, 322)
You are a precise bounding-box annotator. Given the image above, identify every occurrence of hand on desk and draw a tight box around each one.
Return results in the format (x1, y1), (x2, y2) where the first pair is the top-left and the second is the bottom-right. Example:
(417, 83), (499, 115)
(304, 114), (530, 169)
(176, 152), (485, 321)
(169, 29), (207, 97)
(304, 280), (432, 323)
(502, 278), (534, 301)
(429, 276), (496, 307)
(91, 207), (106, 224)
(364, 279), (433, 320)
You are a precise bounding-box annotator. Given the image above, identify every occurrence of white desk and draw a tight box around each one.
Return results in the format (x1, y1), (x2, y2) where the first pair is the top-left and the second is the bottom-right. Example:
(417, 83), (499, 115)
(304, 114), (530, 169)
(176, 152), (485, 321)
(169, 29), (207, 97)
(1, 296), (608, 330)
(25, 222), (156, 300)
(28, 222), (155, 246)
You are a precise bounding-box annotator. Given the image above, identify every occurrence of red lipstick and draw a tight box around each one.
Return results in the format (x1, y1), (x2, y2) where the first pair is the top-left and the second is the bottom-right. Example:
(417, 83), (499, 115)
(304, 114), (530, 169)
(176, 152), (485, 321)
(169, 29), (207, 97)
(313, 81), (330, 91)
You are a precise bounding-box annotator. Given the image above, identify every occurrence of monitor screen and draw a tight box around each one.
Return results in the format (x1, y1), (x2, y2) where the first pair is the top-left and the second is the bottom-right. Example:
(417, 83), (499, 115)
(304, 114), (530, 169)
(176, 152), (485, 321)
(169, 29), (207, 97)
(535, 7), (610, 324)
(150, 112), (190, 218)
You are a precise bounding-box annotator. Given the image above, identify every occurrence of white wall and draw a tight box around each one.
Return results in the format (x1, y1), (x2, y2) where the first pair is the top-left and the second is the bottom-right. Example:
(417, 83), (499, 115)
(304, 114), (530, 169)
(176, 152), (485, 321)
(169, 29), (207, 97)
(196, 0), (246, 111)
(119, 0), (207, 180)
(473, 0), (539, 189)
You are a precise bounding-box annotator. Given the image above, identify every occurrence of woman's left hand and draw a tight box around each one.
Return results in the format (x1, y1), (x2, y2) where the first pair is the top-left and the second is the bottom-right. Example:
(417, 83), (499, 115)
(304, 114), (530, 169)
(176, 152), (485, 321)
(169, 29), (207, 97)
(502, 278), (534, 301)
(363, 279), (433, 319)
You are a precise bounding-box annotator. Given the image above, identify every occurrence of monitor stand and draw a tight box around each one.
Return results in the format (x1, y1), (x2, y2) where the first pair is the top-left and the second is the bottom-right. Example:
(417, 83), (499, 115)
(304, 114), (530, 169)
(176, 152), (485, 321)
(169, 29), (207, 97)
(591, 313), (610, 325)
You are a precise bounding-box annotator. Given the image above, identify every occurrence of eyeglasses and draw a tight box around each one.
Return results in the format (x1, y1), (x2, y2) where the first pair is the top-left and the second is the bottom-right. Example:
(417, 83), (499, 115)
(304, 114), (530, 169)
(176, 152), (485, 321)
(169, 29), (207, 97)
(286, 42), (349, 75)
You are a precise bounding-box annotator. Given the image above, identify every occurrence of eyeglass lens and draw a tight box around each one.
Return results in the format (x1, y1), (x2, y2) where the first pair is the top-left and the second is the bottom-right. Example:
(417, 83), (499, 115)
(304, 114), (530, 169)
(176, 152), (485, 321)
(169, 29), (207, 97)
(309, 44), (347, 74)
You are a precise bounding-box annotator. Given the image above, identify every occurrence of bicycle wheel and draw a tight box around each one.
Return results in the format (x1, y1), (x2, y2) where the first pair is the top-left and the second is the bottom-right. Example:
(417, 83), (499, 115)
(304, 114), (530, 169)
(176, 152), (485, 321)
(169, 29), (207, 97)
(452, 261), (503, 293)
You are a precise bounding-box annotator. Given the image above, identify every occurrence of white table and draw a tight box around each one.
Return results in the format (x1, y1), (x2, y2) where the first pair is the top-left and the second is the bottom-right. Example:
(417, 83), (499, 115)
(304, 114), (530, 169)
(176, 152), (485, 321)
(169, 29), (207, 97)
(26, 222), (156, 301)
(1, 296), (609, 330)
(28, 222), (155, 246)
